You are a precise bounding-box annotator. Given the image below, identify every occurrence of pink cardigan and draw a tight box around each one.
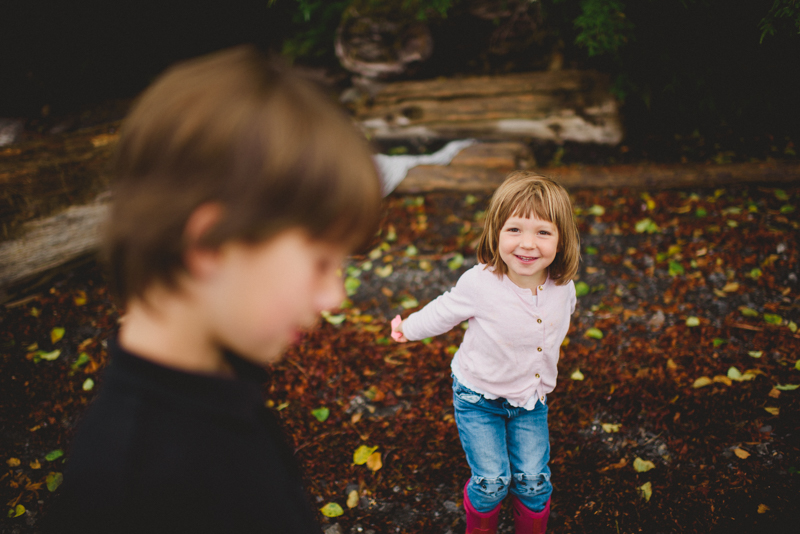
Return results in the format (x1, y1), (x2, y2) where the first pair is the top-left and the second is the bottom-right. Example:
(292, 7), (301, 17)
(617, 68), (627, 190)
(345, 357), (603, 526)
(402, 264), (576, 408)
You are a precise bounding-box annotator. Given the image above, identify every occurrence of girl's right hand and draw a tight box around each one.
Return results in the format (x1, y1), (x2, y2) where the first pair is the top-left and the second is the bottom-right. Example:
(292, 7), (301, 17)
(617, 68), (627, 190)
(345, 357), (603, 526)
(390, 315), (408, 343)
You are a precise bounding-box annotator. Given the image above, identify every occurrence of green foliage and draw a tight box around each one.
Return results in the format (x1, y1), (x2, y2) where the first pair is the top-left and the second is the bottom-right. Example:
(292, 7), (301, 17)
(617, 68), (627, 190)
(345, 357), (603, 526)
(759, 0), (800, 42)
(573, 0), (634, 57)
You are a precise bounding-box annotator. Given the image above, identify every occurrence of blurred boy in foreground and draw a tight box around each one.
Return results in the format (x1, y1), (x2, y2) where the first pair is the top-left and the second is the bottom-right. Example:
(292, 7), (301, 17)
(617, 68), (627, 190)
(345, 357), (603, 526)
(43, 46), (382, 533)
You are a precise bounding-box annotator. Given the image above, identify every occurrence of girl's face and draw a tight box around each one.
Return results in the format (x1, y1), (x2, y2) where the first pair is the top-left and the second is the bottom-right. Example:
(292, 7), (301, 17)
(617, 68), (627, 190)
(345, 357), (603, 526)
(498, 214), (559, 290)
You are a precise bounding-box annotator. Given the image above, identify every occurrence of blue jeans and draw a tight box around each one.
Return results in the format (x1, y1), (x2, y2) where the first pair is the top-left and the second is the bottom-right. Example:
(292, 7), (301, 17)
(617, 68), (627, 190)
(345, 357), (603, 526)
(452, 376), (552, 513)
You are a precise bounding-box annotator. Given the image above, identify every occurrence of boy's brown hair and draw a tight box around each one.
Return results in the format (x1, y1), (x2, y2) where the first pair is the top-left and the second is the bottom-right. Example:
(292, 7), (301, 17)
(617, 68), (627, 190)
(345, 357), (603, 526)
(476, 171), (580, 285)
(105, 46), (382, 303)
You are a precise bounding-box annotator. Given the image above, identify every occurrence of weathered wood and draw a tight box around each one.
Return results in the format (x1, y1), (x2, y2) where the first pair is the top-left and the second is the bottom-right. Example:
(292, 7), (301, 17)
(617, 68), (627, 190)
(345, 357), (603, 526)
(395, 160), (800, 193)
(355, 70), (623, 145)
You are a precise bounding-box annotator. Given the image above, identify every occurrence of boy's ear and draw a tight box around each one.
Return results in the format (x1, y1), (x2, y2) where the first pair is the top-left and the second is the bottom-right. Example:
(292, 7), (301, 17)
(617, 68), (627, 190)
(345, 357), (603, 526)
(183, 202), (224, 279)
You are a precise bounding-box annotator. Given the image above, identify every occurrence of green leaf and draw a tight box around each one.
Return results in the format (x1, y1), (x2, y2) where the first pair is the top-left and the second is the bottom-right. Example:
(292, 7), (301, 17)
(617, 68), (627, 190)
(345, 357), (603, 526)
(635, 218), (659, 234)
(739, 306), (759, 317)
(774, 189), (789, 201)
(795, 360), (800, 371)
(585, 328), (603, 340)
(82, 378), (94, 391)
(405, 244), (418, 257)
(571, 369), (585, 381)
(749, 268), (762, 279)
(588, 204), (605, 216)
(35, 349), (61, 362)
(45, 449), (64, 462)
(353, 445), (379, 465)
(447, 253), (464, 271)
(46, 472), (63, 492)
(748, 351), (763, 358)
(789, 321), (797, 333)
(8, 504), (25, 518)
(311, 407), (330, 422)
(374, 264), (393, 278)
(71, 352), (90, 370)
(695, 207), (707, 217)
(344, 277), (361, 296)
(321, 311), (346, 325)
(634, 457), (655, 473)
(712, 338), (727, 347)
(320, 502), (344, 518)
(763, 313), (782, 325)
(780, 204), (795, 214)
(775, 384), (799, 391)
(575, 281), (590, 297)
(585, 246), (599, 255)
(400, 296), (419, 309)
(668, 261), (684, 276)
(685, 317), (700, 327)
(464, 194), (477, 205)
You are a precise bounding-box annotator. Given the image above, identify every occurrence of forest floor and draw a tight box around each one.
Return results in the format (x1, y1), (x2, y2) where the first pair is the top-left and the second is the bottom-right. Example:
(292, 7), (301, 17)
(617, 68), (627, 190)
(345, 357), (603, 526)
(1, 182), (799, 533)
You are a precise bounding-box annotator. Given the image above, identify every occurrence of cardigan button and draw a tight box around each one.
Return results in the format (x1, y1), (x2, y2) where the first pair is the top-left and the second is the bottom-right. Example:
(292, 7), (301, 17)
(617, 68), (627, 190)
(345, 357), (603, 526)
(535, 373), (540, 378)
(537, 347), (542, 352)
(538, 285), (544, 291)
(537, 318), (542, 324)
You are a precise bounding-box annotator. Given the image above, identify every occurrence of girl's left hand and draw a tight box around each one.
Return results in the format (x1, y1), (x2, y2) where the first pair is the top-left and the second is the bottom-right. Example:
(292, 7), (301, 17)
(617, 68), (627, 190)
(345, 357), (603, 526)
(391, 315), (408, 343)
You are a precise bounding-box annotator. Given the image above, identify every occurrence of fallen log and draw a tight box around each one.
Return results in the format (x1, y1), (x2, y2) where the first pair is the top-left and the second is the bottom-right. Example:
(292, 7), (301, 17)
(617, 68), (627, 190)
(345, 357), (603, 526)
(396, 160), (800, 193)
(354, 70), (623, 145)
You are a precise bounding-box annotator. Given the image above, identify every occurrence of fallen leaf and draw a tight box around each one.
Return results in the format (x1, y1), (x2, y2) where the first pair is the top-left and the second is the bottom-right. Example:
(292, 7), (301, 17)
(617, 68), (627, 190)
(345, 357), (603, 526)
(763, 313), (782, 325)
(775, 384), (799, 391)
(29, 459), (41, 469)
(712, 375), (732, 386)
(311, 407), (330, 422)
(46, 471), (63, 492)
(739, 306), (759, 317)
(405, 244), (418, 256)
(599, 458), (628, 471)
(73, 290), (87, 306)
(448, 253), (464, 271)
(634, 457), (655, 472)
(35, 349), (61, 362)
(733, 448), (750, 459)
(722, 282), (739, 292)
(584, 328), (603, 339)
(344, 277), (361, 296)
(347, 490), (359, 509)
(764, 407), (779, 416)
(692, 376), (713, 388)
(575, 281), (590, 297)
(639, 481), (653, 502)
(400, 296), (418, 309)
(50, 327), (65, 344)
(685, 316), (700, 327)
(353, 445), (379, 465)
(321, 311), (346, 325)
(320, 502), (344, 518)
(601, 423), (620, 433)
(571, 369), (585, 381)
(8, 504), (24, 518)
(748, 351), (763, 358)
(375, 265), (393, 278)
(366, 451), (383, 471)
(7, 457), (20, 467)
(45, 449), (64, 462)
(758, 504), (770, 514)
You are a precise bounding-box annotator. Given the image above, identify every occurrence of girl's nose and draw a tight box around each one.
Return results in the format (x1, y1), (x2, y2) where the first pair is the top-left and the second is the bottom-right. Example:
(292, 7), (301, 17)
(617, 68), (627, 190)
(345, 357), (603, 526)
(521, 232), (537, 248)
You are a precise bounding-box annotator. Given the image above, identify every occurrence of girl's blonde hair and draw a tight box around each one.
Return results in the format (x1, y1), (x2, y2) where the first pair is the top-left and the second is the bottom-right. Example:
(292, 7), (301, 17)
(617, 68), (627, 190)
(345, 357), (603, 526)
(476, 171), (580, 285)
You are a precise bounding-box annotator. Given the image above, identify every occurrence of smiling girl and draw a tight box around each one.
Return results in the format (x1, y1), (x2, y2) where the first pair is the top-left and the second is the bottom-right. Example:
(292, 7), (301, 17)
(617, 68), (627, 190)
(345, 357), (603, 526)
(391, 171), (580, 534)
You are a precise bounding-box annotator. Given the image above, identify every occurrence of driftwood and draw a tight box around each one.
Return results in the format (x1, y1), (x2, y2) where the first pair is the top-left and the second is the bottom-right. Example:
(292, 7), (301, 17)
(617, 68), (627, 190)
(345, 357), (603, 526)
(395, 159), (800, 194)
(354, 70), (623, 145)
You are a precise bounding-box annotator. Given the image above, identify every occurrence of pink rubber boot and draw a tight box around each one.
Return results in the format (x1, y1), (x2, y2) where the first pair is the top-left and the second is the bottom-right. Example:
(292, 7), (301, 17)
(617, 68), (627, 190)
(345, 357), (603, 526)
(463, 481), (501, 534)
(511, 496), (550, 534)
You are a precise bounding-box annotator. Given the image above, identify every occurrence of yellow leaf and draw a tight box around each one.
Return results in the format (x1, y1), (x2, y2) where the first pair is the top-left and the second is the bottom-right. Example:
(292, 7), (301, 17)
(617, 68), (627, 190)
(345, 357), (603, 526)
(722, 282), (739, 292)
(366, 451), (383, 472)
(50, 327), (65, 344)
(601, 423), (620, 433)
(353, 445), (378, 465)
(6, 457), (20, 467)
(9, 504), (25, 518)
(764, 407), (779, 416)
(639, 482), (652, 502)
(633, 457), (655, 472)
(320, 502), (344, 518)
(571, 369), (584, 381)
(347, 490), (359, 509)
(692, 376), (713, 388)
(758, 504), (770, 514)
(73, 290), (87, 306)
(734, 448), (750, 459)
(712, 375), (732, 386)
(375, 265), (393, 278)
(29, 459), (41, 469)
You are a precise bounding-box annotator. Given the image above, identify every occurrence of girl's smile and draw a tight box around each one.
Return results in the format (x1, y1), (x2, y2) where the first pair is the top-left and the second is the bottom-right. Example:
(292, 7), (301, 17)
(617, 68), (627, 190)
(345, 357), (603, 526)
(498, 214), (559, 291)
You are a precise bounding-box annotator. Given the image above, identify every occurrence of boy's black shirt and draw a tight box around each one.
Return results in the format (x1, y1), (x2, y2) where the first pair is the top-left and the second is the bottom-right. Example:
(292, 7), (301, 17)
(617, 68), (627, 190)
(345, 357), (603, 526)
(43, 337), (321, 534)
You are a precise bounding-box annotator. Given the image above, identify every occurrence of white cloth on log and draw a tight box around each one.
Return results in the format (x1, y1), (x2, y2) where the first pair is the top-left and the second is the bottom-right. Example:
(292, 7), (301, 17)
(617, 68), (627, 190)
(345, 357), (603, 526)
(373, 139), (476, 196)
